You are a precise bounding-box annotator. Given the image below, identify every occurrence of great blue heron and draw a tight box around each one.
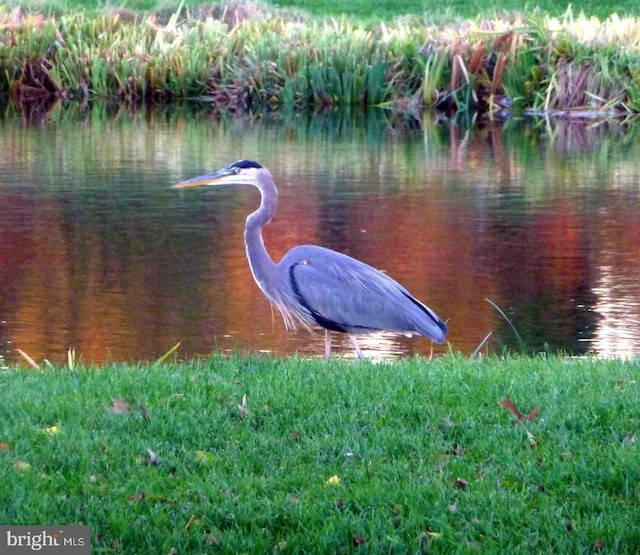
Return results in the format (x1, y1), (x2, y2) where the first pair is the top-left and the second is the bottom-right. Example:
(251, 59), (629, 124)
(173, 159), (448, 359)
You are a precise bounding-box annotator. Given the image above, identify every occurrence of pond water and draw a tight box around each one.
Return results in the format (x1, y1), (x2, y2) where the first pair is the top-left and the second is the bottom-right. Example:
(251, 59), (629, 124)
(1, 104), (639, 364)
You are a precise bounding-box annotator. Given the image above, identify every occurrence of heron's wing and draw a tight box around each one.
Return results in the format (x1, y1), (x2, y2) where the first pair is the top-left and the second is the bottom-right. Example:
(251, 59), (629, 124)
(282, 246), (447, 342)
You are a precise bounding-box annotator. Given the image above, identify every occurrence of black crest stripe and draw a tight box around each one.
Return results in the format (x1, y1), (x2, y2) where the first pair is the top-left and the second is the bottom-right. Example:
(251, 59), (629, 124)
(229, 160), (263, 170)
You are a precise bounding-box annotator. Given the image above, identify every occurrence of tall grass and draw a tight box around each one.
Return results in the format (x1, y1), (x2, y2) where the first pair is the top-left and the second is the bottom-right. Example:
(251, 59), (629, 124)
(3, 4), (640, 116)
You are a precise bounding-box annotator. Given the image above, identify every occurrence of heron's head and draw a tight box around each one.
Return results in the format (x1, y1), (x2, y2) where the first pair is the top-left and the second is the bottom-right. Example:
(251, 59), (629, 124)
(173, 160), (266, 189)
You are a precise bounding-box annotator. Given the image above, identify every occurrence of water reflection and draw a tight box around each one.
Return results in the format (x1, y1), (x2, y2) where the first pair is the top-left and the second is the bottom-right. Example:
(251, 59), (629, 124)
(0, 105), (639, 364)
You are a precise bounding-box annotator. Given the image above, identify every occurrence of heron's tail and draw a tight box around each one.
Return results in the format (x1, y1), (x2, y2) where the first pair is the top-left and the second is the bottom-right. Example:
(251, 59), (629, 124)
(405, 294), (448, 344)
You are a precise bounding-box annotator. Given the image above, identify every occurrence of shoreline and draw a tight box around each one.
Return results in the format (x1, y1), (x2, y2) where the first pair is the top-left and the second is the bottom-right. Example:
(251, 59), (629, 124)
(2, 4), (640, 118)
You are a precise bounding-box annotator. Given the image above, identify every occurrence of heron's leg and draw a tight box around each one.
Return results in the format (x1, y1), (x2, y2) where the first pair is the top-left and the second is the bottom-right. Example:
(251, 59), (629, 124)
(324, 329), (332, 360)
(348, 334), (365, 359)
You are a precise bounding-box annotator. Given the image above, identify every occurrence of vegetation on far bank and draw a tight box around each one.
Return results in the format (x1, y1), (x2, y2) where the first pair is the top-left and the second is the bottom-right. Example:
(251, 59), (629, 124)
(3, 0), (640, 24)
(2, 2), (640, 118)
(1, 353), (639, 553)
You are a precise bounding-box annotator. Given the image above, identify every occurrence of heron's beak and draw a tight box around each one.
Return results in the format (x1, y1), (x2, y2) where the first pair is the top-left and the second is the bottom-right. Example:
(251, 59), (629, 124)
(173, 168), (251, 189)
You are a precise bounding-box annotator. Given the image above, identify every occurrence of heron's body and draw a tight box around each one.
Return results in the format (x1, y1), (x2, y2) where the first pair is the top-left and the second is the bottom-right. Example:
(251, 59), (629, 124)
(174, 159), (448, 358)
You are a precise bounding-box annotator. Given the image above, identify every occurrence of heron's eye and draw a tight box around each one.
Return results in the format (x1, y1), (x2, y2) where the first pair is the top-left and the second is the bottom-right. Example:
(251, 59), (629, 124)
(233, 167), (241, 174)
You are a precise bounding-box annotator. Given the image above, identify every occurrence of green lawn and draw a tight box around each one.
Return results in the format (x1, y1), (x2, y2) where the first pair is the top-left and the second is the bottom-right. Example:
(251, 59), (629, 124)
(1, 354), (639, 553)
(269, 0), (638, 21)
(5, 0), (640, 21)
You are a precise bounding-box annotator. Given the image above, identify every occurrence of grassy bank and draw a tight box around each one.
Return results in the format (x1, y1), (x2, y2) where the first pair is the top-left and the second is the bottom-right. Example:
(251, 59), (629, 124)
(3, 2), (640, 117)
(1, 354), (639, 553)
(4, 0), (640, 24)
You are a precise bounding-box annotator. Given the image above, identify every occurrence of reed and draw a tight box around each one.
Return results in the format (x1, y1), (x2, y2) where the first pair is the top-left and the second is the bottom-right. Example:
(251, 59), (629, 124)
(3, 4), (640, 116)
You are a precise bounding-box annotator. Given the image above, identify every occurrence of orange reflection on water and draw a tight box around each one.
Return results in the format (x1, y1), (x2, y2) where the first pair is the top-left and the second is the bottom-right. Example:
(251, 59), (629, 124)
(2, 114), (640, 363)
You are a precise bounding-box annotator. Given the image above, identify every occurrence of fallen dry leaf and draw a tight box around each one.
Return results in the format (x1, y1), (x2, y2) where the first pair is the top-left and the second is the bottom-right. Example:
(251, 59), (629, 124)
(183, 514), (197, 532)
(455, 478), (468, 490)
(237, 394), (251, 417)
(446, 443), (465, 456)
(525, 428), (539, 447)
(274, 540), (288, 552)
(109, 397), (132, 414)
(352, 534), (365, 546)
(325, 475), (340, 486)
(500, 397), (540, 424)
(0, 443), (12, 451)
(139, 403), (151, 421)
(129, 491), (176, 505)
(129, 492), (147, 503)
(13, 460), (31, 471)
(195, 450), (214, 461)
(145, 448), (159, 465)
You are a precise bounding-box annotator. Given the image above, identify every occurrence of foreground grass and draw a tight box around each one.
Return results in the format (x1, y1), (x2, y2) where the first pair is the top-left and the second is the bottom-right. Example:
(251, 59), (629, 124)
(1, 354), (639, 553)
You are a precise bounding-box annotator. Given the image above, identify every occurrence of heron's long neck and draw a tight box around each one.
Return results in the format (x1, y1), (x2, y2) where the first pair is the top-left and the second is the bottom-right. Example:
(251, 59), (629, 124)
(244, 181), (279, 296)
